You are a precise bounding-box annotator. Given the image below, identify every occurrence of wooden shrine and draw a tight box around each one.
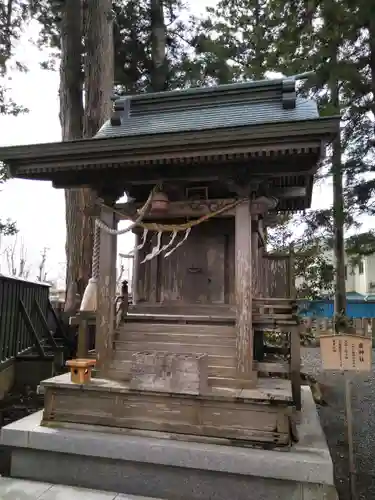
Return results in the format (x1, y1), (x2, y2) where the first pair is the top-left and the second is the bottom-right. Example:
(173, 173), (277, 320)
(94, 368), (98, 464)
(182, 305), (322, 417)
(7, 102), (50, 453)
(0, 78), (339, 447)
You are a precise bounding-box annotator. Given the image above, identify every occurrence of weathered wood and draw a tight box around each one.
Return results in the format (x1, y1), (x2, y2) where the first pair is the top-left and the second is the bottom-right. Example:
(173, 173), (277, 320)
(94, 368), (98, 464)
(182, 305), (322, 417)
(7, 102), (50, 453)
(290, 326), (301, 411)
(130, 352), (209, 395)
(117, 322), (235, 335)
(118, 199), (238, 219)
(135, 220), (232, 306)
(251, 215), (260, 297)
(132, 232), (139, 305)
(262, 254), (292, 298)
(76, 314), (90, 359)
(118, 332), (236, 345)
(128, 303), (235, 318)
(109, 359), (237, 379)
(235, 201), (254, 378)
(41, 375), (293, 446)
(95, 205), (117, 377)
(114, 341), (236, 357)
(113, 352), (236, 367)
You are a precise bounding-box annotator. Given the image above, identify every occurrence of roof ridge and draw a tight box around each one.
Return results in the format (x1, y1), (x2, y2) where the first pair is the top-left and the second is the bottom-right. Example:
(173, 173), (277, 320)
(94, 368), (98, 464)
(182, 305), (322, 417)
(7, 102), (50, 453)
(110, 78), (297, 127)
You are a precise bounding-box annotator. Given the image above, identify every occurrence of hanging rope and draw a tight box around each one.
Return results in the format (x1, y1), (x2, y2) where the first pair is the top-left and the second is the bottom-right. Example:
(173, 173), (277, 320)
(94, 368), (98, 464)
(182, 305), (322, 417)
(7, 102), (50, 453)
(80, 190), (246, 312)
(91, 222), (101, 280)
(97, 197), (244, 232)
(79, 187), (156, 312)
(94, 197), (245, 265)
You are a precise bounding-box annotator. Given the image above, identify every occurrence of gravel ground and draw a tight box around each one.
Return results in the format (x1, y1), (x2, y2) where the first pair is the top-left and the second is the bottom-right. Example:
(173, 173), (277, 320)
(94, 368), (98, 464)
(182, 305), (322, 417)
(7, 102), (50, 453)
(302, 347), (375, 500)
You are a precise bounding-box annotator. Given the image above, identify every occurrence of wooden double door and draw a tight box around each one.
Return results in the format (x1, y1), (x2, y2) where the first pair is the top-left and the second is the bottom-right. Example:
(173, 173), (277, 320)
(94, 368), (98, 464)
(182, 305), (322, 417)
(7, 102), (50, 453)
(136, 219), (234, 305)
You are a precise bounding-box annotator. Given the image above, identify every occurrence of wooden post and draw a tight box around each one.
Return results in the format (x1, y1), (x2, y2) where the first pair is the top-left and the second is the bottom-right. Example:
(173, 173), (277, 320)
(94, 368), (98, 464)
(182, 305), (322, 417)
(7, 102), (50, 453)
(235, 201), (255, 380)
(288, 244), (296, 299)
(290, 325), (301, 411)
(251, 215), (259, 297)
(345, 373), (357, 500)
(95, 205), (117, 377)
(132, 232), (139, 305)
(76, 314), (89, 358)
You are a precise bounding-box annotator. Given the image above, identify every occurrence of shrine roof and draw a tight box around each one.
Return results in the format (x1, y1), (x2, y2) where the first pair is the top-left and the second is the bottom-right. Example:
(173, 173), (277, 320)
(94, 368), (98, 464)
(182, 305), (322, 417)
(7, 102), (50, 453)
(0, 76), (339, 192)
(96, 78), (318, 139)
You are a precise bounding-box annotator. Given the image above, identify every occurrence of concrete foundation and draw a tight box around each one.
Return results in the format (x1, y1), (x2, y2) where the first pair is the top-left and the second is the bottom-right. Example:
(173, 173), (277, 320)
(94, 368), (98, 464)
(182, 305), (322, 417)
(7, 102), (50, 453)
(1, 387), (338, 500)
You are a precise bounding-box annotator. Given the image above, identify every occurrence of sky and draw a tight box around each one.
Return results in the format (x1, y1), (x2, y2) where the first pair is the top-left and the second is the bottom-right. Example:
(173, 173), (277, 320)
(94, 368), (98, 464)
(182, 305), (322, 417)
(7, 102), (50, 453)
(0, 0), (369, 286)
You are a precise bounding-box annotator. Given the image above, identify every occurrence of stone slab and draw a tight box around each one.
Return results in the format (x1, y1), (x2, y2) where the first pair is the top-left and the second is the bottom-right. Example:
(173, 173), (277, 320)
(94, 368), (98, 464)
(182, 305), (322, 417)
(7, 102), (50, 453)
(0, 477), (162, 500)
(9, 450), (338, 500)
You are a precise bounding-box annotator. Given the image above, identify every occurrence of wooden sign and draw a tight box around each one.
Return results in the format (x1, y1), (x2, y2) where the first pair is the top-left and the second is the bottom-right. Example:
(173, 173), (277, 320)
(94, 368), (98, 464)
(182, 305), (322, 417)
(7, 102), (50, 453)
(320, 333), (372, 372)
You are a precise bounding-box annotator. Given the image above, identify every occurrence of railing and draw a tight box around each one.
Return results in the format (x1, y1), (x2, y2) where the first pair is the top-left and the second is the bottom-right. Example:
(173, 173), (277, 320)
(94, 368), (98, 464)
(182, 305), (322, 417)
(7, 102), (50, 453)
(0, 275), (50, 365)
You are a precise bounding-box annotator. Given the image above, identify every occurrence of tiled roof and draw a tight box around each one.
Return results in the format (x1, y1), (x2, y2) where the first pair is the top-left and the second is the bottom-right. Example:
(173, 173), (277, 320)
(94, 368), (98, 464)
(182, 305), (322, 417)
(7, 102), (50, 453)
(95, 97), (318, 139)
(95, 78), (320, 139)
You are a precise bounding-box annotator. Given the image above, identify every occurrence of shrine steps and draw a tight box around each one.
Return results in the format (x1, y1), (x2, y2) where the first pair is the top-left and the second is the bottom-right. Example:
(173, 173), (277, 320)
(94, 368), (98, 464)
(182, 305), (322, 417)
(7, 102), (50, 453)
(111, 320), (241, 388)
(114, 340), (235, 357)
(109, 359), (237, 379)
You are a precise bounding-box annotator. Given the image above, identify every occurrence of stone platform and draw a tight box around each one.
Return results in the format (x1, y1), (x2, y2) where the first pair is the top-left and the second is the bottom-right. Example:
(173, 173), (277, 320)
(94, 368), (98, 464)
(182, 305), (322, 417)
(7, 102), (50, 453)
(1, 387), (337, 500)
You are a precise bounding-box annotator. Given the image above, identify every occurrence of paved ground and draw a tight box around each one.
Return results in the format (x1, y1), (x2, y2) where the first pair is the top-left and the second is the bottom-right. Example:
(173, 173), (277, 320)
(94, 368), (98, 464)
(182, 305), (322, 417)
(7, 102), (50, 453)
(302, 347), (375, 500)
(0, 477), (160, 499)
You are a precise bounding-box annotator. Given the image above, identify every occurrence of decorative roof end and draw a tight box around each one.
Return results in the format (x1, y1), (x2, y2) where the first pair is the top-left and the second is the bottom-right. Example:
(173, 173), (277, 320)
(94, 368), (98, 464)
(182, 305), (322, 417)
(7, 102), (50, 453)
(110, 96), (130, 126)
(282, 79), (296, 110)
(281, 71), (316, 110)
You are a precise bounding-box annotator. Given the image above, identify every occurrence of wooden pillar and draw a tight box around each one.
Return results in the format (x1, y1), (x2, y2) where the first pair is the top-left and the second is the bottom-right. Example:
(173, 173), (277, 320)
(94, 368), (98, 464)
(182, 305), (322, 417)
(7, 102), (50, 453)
(132, 232), (139, 305)
(95, 205), (117, 377)
(235, 200), (255, 379)
(251, 215), (259, 297)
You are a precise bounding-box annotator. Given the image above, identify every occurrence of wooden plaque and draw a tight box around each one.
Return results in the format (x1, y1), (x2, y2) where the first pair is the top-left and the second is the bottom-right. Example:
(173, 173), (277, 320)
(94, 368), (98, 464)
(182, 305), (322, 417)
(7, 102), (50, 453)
(320, 334), (372, 372)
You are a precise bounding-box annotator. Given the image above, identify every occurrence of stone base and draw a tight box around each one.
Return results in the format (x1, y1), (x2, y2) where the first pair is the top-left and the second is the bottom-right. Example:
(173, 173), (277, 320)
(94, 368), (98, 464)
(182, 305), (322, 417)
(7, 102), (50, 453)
(1, 387), (337, 500)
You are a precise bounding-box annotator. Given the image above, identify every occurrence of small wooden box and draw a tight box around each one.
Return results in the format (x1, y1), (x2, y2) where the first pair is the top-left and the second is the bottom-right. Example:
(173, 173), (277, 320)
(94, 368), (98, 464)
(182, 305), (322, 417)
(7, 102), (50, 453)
(66, 358), (97, 384)
(320, 334), (372, 372)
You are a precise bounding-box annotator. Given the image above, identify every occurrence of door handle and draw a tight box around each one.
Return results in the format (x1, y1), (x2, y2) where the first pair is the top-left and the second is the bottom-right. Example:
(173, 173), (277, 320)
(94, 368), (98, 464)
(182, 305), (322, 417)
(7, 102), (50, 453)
(187, 267), (203, 273)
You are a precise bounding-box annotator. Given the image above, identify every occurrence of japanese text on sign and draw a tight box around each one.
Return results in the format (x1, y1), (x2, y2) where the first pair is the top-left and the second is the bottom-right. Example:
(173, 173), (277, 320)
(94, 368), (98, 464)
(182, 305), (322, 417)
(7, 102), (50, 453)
(320, 334), (372, 372)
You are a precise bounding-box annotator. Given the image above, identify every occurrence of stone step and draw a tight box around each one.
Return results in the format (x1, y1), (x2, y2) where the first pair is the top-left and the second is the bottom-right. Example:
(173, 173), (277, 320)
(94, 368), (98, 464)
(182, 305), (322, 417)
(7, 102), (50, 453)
(118, 322), (235, 335)
(113, 350), (236, 367)
(114, 341), (236, 357)
(108, 360), (237, 380)
(115, 331), (236, 345)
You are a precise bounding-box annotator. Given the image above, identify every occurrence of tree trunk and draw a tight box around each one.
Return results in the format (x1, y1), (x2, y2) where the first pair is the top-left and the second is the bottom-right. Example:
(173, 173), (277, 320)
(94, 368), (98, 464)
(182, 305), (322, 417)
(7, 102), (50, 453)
(59, 0), (85, 313)
(84, 0), (114, 138)
(330, 47), (347, 321)
(150, 0), (167, 92)
(61, 0), (114, 313)
(79, 0), (115, 309)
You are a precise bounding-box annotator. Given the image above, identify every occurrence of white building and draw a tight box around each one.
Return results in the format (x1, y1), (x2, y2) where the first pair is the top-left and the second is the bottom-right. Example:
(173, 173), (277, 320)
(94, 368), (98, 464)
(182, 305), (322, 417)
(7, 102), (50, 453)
(345, 253), (375, 296)
(295, 250), (375, 297)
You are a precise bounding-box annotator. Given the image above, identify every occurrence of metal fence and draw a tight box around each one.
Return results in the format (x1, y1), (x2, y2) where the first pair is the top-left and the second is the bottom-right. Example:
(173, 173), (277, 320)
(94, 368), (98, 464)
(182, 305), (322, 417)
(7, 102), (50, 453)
(0, 275), (50, 364)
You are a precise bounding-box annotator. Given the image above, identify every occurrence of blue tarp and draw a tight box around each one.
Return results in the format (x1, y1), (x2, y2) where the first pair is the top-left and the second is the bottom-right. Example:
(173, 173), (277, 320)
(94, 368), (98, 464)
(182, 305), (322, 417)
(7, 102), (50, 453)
(299, 297), (375, 318)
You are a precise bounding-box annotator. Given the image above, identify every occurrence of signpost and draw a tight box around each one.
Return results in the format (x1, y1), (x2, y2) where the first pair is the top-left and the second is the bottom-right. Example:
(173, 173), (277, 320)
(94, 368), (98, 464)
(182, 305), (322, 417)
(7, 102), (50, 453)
(320, 330), (372, 500)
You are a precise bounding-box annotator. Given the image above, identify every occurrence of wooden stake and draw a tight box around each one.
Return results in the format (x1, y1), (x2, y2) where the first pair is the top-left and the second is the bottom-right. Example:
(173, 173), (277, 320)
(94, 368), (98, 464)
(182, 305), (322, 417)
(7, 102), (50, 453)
(345, 372), (357, 500)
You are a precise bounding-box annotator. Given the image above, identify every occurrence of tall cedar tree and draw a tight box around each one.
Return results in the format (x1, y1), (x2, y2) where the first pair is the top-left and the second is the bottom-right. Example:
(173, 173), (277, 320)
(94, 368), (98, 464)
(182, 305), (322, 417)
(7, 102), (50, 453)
(33, 0), (190, 306)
